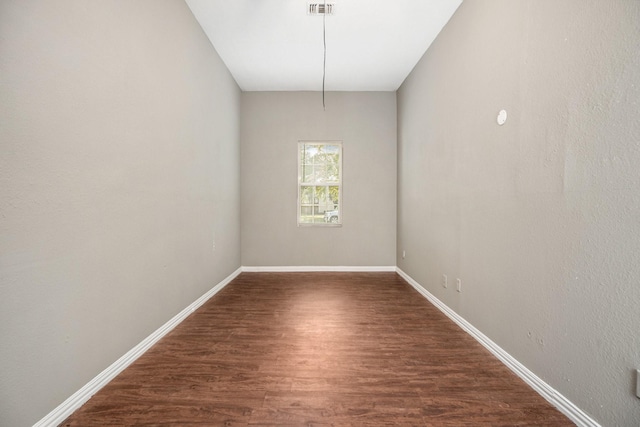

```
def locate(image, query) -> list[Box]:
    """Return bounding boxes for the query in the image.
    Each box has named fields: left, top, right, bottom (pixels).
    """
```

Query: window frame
left=297, top=141, right=343, bottom=227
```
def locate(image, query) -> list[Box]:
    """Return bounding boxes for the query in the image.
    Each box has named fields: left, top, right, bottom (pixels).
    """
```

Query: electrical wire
left=322, top=0, right=326, bottom=110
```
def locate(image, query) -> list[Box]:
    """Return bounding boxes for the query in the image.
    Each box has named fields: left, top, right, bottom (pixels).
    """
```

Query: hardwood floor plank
left=60, top=272, right=573, bottom=426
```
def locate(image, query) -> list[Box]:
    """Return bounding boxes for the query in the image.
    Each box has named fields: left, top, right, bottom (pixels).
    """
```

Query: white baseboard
left=33, top=267, right=242, bottom=427
left=396, top=267, right=600, bottom=427
left=241, top=265, right=396, bottom=272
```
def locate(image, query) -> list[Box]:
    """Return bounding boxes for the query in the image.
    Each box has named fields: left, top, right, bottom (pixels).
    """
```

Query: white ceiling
left=185, top=0, right=462, bottom=92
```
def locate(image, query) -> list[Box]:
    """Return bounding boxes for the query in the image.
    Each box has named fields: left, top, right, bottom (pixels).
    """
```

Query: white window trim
left=297, top=141, right=342, bottom=227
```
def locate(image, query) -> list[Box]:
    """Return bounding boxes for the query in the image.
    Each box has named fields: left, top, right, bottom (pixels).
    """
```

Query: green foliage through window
left=298, top=142, right=342, bottom=225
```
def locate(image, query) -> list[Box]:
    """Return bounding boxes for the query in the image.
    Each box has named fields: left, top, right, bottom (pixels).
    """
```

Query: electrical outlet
left=636, top=369, right=640, bottom=398
left=456, top=278, right=462, bottom=292
left=402, top=250, right=406, bottom=259
left=442, top=274, right=448, bottom=288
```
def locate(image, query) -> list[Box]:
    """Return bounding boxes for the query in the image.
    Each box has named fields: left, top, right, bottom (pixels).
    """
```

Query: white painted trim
left=395, top=267, right=600, bottom=427
left=33, top=267, right=242, bottom=427
left=242, top=265, right=396, bottom=272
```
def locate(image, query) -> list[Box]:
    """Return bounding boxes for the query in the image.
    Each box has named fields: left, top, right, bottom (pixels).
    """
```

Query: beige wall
left=397, top=1, right=640, bottom=425
left=5, top=0, right=639, bottom=425
left=0, top=1, right=241, bottom=425
left=241, top=92, right=397, bottom=267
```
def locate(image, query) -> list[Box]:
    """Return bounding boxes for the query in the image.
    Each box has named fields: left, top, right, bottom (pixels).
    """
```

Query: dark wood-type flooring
left=61, top=272, right=574, bottom=426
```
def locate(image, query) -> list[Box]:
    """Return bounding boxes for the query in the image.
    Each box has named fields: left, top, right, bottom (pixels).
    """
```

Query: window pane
left=328, top=186, right=339, bottom=209
left=300, top=205, right=314, bottom=224
left=305, top=145, right=318, bottom=163
left=327, top=163, right=338, bottom=181
left=314, top=186, right=325, bottom=200
left=316, top=165, right=330, bottom=182
left=303, top=164, right=314, bottom=183
left=325, top=144, right=340, bottom=155
left=300, top=186, right=314, bottom=204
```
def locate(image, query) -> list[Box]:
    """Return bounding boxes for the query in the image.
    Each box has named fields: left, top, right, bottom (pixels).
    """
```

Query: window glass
left=298, top=142, right=342, bottom=225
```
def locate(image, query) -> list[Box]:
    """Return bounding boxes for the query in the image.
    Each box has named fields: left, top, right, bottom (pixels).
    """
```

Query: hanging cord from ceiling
left=322, top=0, right=327, bottom=110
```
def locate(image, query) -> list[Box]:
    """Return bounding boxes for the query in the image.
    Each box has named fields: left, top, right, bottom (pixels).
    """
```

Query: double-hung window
left=298, top=141, right=342, bottom=225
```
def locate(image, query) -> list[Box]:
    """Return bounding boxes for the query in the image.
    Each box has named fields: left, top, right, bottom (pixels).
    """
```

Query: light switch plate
left=636, top=369, right=640, bottom=398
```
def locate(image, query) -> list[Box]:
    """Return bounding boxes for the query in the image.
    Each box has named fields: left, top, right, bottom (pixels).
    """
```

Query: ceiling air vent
left=308, top=3, right=335, bottom=15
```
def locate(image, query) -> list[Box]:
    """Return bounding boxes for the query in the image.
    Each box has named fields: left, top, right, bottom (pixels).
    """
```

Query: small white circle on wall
left=497, top=109, right=507, bottom=126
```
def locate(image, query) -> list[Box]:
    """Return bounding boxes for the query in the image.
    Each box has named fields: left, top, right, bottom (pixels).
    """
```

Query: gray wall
left=241, top=92, right=397, bottom=267
left=397, top=0, right=640, bottom=425
left=0, top=1, right=241, bottom=425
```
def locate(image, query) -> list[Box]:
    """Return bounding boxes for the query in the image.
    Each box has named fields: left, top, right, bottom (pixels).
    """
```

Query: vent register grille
left=308, top=3, right=335, bottom=15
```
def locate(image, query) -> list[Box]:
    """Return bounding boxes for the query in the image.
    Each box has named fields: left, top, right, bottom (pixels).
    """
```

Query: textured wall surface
left=0, top=1, right=241, bottom=425
left=241, top=92, right=397, bottom=267
left=397, top=0, right=640, bottom=425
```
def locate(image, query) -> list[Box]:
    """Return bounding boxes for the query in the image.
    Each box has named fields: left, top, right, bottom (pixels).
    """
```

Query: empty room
left=1, top=0, right=639, bottom=426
